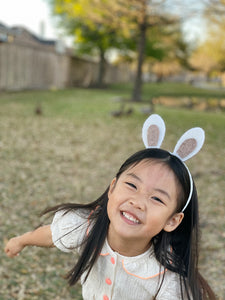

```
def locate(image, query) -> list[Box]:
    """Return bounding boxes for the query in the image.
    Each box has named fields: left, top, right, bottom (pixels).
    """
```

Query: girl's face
left=107, top=160, right=184, bottom=256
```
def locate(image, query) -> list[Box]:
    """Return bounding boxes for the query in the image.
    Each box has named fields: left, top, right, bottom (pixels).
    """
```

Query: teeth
left=122, top=212, right=140, bottom=224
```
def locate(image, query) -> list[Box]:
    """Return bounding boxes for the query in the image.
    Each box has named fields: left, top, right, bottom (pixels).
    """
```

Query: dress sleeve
left=51, top=210, right=89, bottom=253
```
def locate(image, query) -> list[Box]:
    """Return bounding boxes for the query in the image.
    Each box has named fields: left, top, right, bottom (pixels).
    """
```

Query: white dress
left=51, top=210, right=186, bottom=300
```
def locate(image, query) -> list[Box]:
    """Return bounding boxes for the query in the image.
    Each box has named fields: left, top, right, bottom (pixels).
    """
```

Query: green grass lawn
left=111, top=81, right=225, bottom=98
left=0, top=83, right=224, bottom=299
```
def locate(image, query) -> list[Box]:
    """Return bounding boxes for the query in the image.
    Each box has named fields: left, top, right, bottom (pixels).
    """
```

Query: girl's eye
left=152, top=197, right=164, bottom=204
left=125, top=182, right=137, bottom=189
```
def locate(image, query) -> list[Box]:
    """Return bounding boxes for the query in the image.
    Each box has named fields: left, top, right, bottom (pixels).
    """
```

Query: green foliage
left=191, top=0, right=225, bottom=73
left=48, top=0, right=128, bottom=58
left=48, top=0, right=190, bottom=64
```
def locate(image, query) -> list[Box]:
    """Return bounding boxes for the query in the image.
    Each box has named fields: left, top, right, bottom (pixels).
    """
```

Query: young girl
left=5, top=114, right=216, bottom=300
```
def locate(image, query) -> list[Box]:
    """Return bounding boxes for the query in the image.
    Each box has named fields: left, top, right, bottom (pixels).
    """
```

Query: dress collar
left=103, top=238, right=153, bottom=262
left=100, top=239, right=166, bottom=280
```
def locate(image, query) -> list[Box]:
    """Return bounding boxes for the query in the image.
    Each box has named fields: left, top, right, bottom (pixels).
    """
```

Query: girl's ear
left=108, top=178, right=117, bottom=195
left=163, top=213, right=184, bottom=232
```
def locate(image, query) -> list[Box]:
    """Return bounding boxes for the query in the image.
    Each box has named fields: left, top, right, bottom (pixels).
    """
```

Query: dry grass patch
left=0, top=89, right=224, bottom=299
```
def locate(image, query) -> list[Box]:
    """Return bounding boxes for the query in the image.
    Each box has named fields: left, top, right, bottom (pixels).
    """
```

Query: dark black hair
left=43, top=148, right=216, bottom=300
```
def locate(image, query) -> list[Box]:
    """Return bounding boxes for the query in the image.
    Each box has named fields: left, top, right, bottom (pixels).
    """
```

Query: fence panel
left=0, top=41, right=132, bottom=91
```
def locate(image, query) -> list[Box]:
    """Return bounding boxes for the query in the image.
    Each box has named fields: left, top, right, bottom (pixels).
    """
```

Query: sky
left=0, top=0, right=59, bottom=40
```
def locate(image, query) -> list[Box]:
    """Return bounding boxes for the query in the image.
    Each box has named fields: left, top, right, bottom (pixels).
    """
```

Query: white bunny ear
left=173, top=127, right=205, bottom=162
left=142, top=114, right=166, bottom=148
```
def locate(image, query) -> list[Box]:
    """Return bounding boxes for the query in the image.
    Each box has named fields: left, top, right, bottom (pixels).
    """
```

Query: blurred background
left=0, top=0, right=225, bottom=95
left=0, top=0, right=224, bottom=299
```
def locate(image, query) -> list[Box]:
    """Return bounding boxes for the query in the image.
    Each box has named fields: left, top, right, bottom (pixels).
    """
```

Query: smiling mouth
left=121, top=211, right=140, bottom=224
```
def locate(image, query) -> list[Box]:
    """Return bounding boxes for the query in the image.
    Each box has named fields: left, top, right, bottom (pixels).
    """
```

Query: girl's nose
left=129, top=196, right=145, bottom=210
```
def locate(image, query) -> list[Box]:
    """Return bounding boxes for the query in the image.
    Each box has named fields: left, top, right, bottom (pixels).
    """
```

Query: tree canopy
left=48, top=0, right=199, bottom=100
left=189, top=0, right=225, bottom=74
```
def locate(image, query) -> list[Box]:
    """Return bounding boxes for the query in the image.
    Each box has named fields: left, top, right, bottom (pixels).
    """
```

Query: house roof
left=0, top=21, right=56, bottom=46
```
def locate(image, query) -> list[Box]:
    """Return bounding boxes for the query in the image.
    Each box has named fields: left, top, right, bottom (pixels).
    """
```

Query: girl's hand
left=4, top=225, right=53, bottom=258
left=4, top=236, right=25, bottom=258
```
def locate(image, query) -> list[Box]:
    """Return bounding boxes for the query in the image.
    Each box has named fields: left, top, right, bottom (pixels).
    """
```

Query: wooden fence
left=0, top=41, right=133, bottom=91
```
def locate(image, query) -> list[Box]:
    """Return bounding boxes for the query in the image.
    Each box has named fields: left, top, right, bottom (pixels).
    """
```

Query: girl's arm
left=4, top=225, right=54, bottom=258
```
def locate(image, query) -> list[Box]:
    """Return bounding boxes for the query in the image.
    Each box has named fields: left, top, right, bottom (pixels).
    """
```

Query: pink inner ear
left=147, top=125, right=159, bottom=147
left=176, top=138, right=197, bottom=159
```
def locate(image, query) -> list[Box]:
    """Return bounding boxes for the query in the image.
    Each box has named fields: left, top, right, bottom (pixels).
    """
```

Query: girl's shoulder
left=51, top=209, right=91, bottom=253
left=52, top=209, right=90, bottom=225
left=157, top=269, right=190, bottom=300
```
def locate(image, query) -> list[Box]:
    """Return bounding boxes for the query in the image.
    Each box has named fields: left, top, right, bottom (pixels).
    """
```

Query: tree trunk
left=131, top=22, right=147, bottom=102
left=97, top=48, right=106, bottom=87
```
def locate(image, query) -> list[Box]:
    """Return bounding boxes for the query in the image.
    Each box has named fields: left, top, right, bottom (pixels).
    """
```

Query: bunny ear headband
left=142, top=114, right=205, bottom=212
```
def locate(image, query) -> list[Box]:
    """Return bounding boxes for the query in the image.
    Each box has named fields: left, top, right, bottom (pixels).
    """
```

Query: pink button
left=110, top=257, right=115, bottom=264
left=105, top=277, right=112, bottom=285
left=103, top=295, right=109, bottom=300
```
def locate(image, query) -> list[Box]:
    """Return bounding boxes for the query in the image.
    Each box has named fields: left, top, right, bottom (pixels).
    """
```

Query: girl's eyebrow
left=126, top=173, right=142, bottom=182
left=126, top=173, right=171, bottom=201
left=154, top=188, right=171, bottom=201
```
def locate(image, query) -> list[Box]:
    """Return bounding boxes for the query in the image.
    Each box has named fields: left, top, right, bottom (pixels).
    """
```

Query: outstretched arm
left=4, top=225, right=54, bottom=258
